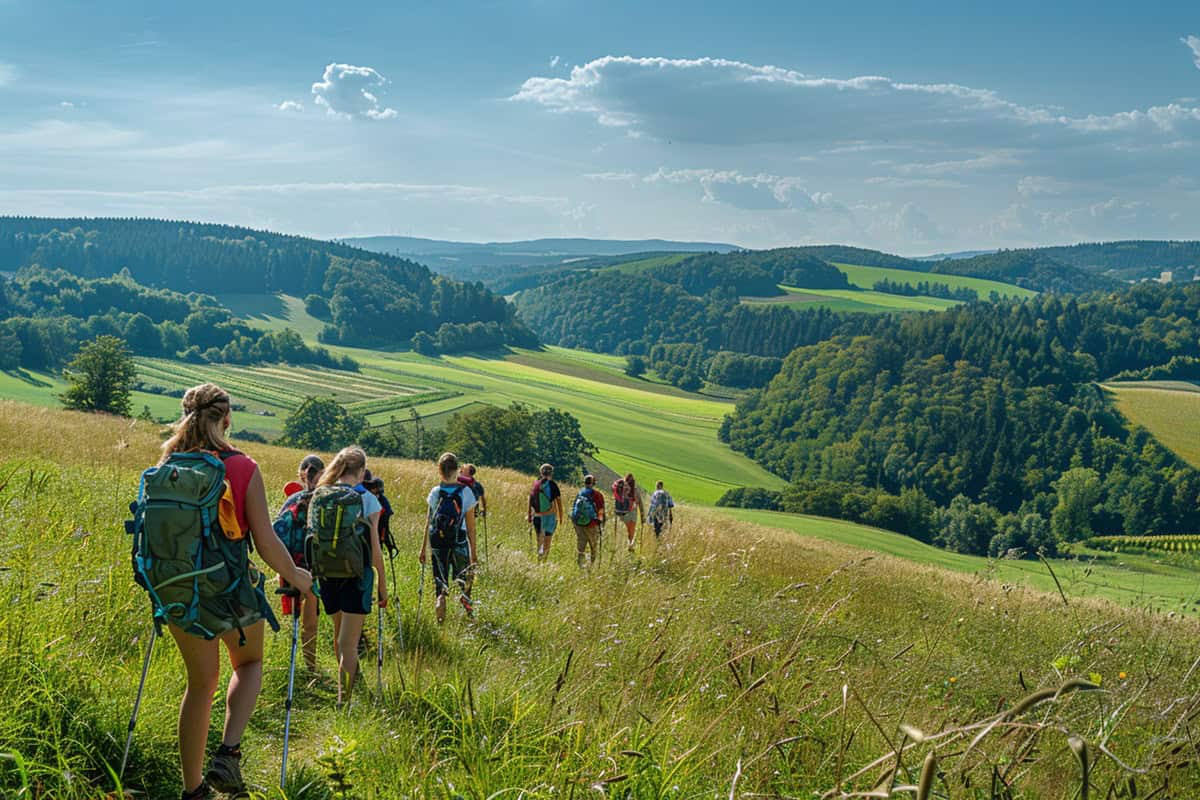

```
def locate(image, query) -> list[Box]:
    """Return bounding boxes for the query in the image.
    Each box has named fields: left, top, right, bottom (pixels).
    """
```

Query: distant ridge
left=343, top=235, right=740, bottom=259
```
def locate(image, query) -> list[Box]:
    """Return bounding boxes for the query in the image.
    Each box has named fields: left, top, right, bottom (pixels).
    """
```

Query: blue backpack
left=272, top=489, right=312, bottom=560
left=430, top=486, right=465, bottom=548
left=571, top=488, right=597, bottom=526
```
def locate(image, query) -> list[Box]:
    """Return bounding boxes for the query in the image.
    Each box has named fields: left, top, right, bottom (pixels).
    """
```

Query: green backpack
left=306, top=485, right=368, bottom=579
left=127, top=451, right=277, bottom=643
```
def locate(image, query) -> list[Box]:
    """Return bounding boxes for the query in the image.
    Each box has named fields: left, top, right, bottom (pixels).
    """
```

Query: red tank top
left=222, top=451, right=258, bottom=535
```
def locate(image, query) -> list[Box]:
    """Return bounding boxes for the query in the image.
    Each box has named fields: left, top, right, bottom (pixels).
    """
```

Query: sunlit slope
left=1104, top=382, right=1200, bottom=468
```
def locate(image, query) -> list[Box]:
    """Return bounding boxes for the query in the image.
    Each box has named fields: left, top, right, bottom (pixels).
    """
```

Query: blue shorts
left=534, top=515, right=557, bottom=536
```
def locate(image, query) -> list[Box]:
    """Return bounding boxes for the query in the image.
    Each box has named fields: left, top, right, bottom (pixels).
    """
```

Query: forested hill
left=0, top=217, right=536, bottom=351
left=930, top=250, right=1120, bottom=293
left=1036, top=240, right=1200, bottom=281
left=722, top=283, right=1200, bottom=555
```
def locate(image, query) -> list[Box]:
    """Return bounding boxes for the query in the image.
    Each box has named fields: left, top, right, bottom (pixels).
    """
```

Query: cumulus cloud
left=512, top=55, right=1200, bottom=150
left=311, top=63, right=398, bottom=120
left=1185, top=35, right=1200, bottom=70
left=276, top=100, right=304, bottom=113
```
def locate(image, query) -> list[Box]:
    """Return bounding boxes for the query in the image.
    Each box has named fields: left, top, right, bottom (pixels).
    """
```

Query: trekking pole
left=386, top=547, right=402, bottom=650
left=482, top=512, right=489, bottom=564
left=376, top=599, right=384, bottom=697
left=119, top=622, right=159, bottom=781
left=276, top=587, right=301, bottom=792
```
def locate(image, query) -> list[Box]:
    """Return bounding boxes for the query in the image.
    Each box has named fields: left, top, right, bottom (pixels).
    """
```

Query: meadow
left=832, top=262, right=1037, bottom=300
left=1103, top=382, right=1200, bottom=468
left=746, top=287, right=963, bottom=314
left=3, top=401, right=1199, bottom=799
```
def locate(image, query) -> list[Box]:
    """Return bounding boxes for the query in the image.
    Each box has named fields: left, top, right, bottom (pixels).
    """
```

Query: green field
left=602, top=253, right=689, bottom=274
left=1104, top=382, right=1200, bottom=468
left=834, top=261, right=1036, bottom=299
left=718, top=508, right=1200, bottom=614
left=746, top=286, right=962, bottom=313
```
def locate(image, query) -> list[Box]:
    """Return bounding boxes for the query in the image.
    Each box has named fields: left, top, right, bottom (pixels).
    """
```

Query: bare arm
left=244, top=468, right=312, bottom=594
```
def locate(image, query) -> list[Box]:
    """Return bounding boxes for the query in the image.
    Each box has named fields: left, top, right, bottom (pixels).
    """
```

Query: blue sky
left=1, top=0, right=1197, bottom=253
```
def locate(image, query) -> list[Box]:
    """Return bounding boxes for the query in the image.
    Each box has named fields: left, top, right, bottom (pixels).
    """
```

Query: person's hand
left=418, top=550, right=427, bottom=564
left=378, top=592, right=388, bottom=608
left=470, top=559, right=478, bottom=569
left=289, top=567, right=313, bottom=595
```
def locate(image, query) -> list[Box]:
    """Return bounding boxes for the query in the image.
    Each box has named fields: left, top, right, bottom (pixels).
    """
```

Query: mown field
left=833, top=262, right=1037, bottom=299
left=3, top=401, right=1199, bottom=799
left=747, top=286, right=963, bottom=313
left=1103, top=382, right=1200, bottom=468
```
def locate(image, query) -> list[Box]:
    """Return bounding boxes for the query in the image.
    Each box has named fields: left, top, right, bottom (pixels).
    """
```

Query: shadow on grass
left=4, top=369, right=53, bottom=388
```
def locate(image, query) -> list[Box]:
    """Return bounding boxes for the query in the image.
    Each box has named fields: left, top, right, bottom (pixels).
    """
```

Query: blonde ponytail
left=318, top=446, right=367, bottom=486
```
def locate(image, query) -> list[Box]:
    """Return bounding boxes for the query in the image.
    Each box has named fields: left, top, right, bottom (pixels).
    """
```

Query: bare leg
left=301, top=592, right=319, bottom=671
left=334, top=612, right=366, bottom=706
left=218, top=622, right=265, bottom=746
left=169, top=625, right=221, bottom=793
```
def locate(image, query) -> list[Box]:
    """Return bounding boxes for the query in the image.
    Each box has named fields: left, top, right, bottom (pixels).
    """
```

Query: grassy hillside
left=834, top=262, right=1037, bottom=299
left=745, top=286, right=961, bottom=313
left=719, top=508, right=1200, bottom=613
left=3, top=401, right=1199, bottom=799
left=1104, top=383, right=1200, bottom=468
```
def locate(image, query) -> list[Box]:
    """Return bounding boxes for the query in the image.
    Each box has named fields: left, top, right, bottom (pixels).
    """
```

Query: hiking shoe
left=459, top=593, right=475, bottom=617
left=181, top=782, right=213, bottom=800
left=204, top=744, right=244, bottom=795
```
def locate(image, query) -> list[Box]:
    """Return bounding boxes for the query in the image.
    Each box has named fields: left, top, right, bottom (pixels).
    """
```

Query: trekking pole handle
left=275, top=586, right=303, bottom=598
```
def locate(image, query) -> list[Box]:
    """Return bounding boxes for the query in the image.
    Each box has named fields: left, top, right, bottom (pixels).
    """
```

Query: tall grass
left=0, top=400, right=1198, bottom=798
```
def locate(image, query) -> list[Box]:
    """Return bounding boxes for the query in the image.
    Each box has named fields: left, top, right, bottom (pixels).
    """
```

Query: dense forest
left=515, top=248, right=907, bottom=389
left=930, top=250, right=1120, bottom=293
left=0, top=266, right=351, bottom=371
left=721, top=283, right=1200, bottom=553
left=1039, top=240, right=1200, bottom=281
left=0, top=218, right=536, bottom=352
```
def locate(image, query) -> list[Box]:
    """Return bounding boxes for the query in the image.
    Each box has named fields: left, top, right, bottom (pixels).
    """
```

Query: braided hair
left=159, top=383, right=234, bottom=464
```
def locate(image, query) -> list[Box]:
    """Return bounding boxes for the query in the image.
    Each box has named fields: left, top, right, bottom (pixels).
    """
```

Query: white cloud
left=276, top=100, right=304, bottom=113
left=550, top=55, right=561, bottom=68
left=1017, top=175, right=1071, bottom=197
left=1184, top=35, right=1200, bottom=70
left=58, top=101, right=75, bottom=110
left=0, top=120, right=142, bottom=151
left=513, top=55, right=1200, bottom=151
left=642, top=167, right=845, bottom=212
left=584, top=170, right=638, bottom=182
left=311, top=63, right=398, bottom=120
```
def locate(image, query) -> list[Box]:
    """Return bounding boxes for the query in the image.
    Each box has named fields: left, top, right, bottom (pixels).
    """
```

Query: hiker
left=648, top=480, right=675, bottom=538
left=458, top=463, right=486, bottom=518
left=365, top=477, right=396, bottom=558
left=311, top=446, right=387, bottom=706
left=273, top=454, right=324, bottom=672
left=613, top=473, right=645, bottom=552
left=528, top=463, right=563, bottom=561
left=571, top=474, right=606, bottom=567
left=142, top=383, right=313, bottom=800
left=420, top=452, right=478, bottom=623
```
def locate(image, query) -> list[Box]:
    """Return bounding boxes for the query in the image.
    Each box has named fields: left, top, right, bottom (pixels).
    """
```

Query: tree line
left=872, top=278, right=979, bottom=302
left=0, top=267, right=351, bottom=371
left=0, top=218, right=536, bottom=352
left=279, top=396, right=594, bottom=480
left=720, top=283, right=1200, bottom=554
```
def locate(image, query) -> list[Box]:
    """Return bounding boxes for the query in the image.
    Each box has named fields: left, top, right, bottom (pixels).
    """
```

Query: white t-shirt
left=426, top=483, right=477, bottom=532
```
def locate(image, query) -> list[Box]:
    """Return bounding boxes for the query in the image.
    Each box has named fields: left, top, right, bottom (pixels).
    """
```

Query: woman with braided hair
left=161, top=383, right=313, bottom=800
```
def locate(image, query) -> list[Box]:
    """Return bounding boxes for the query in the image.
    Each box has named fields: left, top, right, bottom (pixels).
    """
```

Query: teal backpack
left=570, top=488, right=597, bottom=526
left=126, top=451, right=277, bottom=644
left=306, top=484, right=368, bottom=579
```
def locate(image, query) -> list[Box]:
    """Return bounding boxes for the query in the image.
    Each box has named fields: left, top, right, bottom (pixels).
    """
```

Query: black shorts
left=431, top=544, right=472, bottom=596
left=317, top=568, right=374, bottom=615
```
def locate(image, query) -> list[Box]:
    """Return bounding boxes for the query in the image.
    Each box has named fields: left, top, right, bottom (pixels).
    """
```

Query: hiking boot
left=181, top=782, right=213, bottom=800
left=459, top=593, right=475, bottom=618
left=204, top=744, right=245, bottom=795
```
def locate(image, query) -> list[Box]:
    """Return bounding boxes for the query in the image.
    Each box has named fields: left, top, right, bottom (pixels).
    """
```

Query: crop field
left=602, top=253, right=689, bottom=274
left=746, top=286, right=962, bottom=313
left=833, top=262, right=1037, bottom=299
left=1103, top=383, right=1200, bottom=468
left=719, top=508, right=1200, bottom=614
left=3, top=402, right=1200, bottom=799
